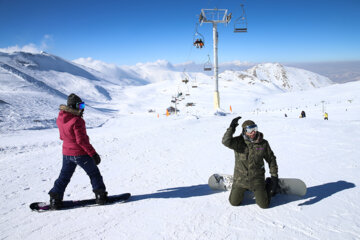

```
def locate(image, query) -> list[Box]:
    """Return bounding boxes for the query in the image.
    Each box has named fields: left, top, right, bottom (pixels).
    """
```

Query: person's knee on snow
left=254, top=189, right=270, bottom=209
left=229, top=187, right=246, bottom=206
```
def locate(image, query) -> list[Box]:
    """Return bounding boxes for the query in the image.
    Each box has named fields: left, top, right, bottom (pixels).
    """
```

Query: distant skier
left=48, top=93, right=108, bottom=209
left=222, top=117, right=279, bottom=208
left=324, top=112, right=328, bottom=120
left=300, top=110, right=306, bottom=118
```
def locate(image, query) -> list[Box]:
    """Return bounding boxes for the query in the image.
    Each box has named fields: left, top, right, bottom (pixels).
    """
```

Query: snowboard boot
left=49, top=193, right=63, bottom=210
left=94, top=190, right=108, bottom=205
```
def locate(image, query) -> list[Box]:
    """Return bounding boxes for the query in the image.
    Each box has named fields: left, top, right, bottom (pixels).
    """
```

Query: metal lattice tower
left=199, top=8, right=232, bottom=110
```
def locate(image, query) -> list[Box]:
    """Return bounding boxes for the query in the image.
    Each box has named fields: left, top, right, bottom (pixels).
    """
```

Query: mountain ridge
left=0, top=51, right=341, bottom=132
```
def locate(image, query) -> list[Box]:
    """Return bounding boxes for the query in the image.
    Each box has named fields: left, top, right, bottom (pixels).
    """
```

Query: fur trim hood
left=59, top=104, right=83, bottom=117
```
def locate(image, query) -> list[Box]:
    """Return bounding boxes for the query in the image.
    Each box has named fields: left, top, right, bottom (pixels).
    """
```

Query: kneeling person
left=222, top=117, right=279, bottom=208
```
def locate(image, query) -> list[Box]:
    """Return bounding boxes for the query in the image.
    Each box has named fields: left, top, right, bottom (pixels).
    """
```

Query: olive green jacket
left=222, top=127, right=278, bottom=190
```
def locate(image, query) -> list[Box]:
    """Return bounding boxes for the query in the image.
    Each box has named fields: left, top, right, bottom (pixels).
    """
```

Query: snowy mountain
left=74, top=57, right=334, bottom=90
left=1, top=51, right=334, bottom=133
left=0, top=51, right=123, bottom=132
left=287, top=61, right=360, bottom=83
left=221, top=63, right=333, bottom=92
left=0, top=51, right=111, bottom=100
left=1, top=51, right=360, bottom=239
left=73, top=57, right=207, bottom=84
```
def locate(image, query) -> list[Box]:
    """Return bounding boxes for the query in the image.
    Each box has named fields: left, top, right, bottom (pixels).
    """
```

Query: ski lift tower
left=199, top=8, right=232, bottom=110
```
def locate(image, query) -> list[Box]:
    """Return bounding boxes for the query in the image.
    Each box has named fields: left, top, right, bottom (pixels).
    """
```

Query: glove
left=92, top=153, right=101, bottom=165
left=229, top=116, right=242, bottom=129
left=270, top=176, right=278, bottom=196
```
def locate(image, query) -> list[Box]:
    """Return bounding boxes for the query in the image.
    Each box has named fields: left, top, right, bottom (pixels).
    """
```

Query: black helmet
left=241, top=120, right=256, bottom=129
left=67, top=93, right=82, bottom=109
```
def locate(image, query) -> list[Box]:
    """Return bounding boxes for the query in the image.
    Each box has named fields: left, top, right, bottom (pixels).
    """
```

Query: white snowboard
left=208, top=173, right=307, bottom=196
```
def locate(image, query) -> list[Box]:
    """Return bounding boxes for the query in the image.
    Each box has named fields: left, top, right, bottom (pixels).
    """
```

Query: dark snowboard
left=30, top=193, right=131, bottom=212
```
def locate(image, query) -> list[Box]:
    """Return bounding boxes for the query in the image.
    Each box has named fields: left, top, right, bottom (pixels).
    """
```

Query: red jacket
left=56, top=109, right=96, bottom=157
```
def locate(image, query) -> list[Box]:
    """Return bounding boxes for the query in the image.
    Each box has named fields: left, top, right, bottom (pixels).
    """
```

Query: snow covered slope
left=1, top=51, right=359, bottom=239
left=1, top=101, right=360, bottom=240
left=0, top=52, right=124, bottom=131
left=0, top=51, right=112, bottom=101
left=1, top=51, right=333, bottom=132
left=221, top=63, right=333, bottom=92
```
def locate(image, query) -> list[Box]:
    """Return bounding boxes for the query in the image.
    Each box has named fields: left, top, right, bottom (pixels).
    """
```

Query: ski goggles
left=245, top=124, right=258, bottom=133
left=76, top=102, right=85, bottom=110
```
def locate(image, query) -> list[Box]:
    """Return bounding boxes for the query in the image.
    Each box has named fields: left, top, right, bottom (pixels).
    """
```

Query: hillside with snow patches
left=1, top=51, right=334, bottom=132
left=1, top=51, right=360, bottom=239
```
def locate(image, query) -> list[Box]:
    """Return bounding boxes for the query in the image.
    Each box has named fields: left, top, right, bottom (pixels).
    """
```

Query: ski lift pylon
left=234, top=4, right=248, bottom=33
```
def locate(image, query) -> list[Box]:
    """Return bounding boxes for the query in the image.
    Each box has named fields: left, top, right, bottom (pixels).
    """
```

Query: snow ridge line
left=0, top=63, right=67, bottom=100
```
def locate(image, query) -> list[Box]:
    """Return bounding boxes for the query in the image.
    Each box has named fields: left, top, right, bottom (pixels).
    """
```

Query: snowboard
left=208, top=174, right=307, bottom=196
left=30, top=193, right=131, bottom=212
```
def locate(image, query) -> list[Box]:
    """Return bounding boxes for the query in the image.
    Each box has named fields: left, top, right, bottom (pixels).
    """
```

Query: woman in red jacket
left=48, top=93, right=107, bottom=209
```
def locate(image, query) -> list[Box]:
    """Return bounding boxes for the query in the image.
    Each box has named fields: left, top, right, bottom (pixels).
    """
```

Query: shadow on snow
left=130, top=184, right=218, bottom=202
left=271, top=180, right=355, bottom=208
left=298, top=180, right=356, bottom=206
left=124, top=181, right=355, bottom=207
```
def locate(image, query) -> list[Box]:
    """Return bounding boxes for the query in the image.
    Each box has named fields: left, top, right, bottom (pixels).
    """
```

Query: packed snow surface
left=0, top=52, right=359, bottom=239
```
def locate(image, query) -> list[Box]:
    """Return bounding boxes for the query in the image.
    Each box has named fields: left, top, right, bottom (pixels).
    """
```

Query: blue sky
left=0, top=0, right=359, bottom=65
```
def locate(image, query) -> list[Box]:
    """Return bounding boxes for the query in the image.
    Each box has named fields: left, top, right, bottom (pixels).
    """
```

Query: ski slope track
left=0, top=51, right=359, bottom=239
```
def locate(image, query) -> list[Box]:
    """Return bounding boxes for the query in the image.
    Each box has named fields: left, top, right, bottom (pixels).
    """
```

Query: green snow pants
left=229, top=185, right=270, bottom=209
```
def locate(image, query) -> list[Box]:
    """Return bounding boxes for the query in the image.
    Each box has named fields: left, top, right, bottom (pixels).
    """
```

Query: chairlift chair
left=234, top=21, right=247, bottom=33
left=192, top=76, right=198, bottom=88
left=204, top=65, right=212, bottom=71
left=182, top=70, right=190, bottom=84
left=193, top=23, right=205, bottom=48
left=234, top=4, right=248, bottom=33
left=185, top=85, right=190, bottom=96
left=193, top=35, right=205, bottom=48
left=203, top=54, right=212, bottom=71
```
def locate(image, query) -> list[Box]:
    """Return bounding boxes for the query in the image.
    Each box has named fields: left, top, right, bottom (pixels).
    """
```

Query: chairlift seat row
left=203, top=54, right=212, bottom=71
left=233, top=4, right=248, bottom=34
left=194, top=39, right=204, bottom=48
left=193, top=23, right=205, bottom=48
left=234, top=28, right=247, bottom=33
